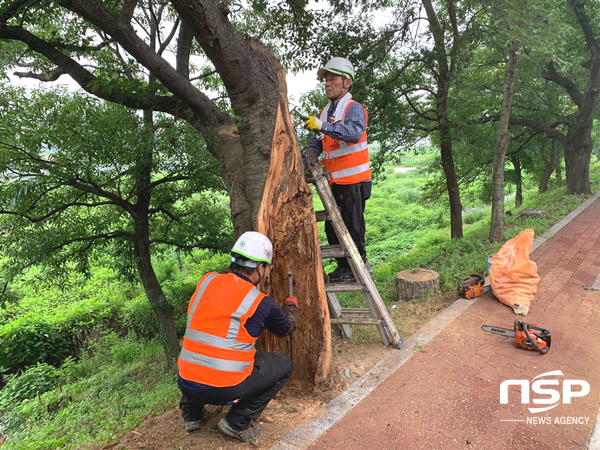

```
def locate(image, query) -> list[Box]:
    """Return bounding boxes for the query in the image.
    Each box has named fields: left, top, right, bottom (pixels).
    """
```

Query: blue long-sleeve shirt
left=306, top=99, right=367, bottom=157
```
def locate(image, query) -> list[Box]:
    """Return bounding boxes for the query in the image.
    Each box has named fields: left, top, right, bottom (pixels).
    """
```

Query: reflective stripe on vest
left=330, top=162, right=371, bottom=181
left=182, top=281, right=262, bottom=355
left=179, top=348, right=250, bottom=373
left=186, top=273, right=219, bottom=328
left=323, top=140, right=368, bottom=159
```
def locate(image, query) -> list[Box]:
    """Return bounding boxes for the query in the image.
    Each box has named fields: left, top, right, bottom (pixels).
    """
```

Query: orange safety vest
left=178, top=272, right=265, bottom=387
left=319, top=100, right=371, bottom=185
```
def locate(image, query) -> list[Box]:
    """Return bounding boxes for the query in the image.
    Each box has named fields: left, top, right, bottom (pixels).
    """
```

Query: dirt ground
left=99, top=293, right=454, bottom=450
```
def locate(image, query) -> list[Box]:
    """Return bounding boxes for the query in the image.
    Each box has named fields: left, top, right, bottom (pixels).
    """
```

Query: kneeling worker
left=177, top=231, right=299, bottom=442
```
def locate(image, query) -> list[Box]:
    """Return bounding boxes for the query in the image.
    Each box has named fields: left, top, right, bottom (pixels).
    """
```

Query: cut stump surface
left=396, top=268, right=440, bottom=301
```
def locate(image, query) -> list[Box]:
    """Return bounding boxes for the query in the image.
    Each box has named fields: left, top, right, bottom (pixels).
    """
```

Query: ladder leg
left=327, top=292, right=352, bottom=338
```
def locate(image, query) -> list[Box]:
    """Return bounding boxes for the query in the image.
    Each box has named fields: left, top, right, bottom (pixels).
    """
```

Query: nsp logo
left=500, top=370, right=590, bottom=413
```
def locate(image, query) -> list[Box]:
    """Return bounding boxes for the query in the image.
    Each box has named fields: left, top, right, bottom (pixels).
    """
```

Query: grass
left=0, top=332, right=180, bottom=449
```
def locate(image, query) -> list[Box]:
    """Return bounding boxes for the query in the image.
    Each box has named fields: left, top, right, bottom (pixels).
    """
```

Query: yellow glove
left=304, top=116, right=323, bottom=132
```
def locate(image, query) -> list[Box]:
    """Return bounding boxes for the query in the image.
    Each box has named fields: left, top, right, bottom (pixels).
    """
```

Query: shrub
left=0, top=317, right=70, bottom=373
left=0, top=363, right=59, bottom=408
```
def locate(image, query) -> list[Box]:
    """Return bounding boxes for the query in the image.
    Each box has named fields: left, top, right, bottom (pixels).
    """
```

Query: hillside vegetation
left=1, top=148, right=598, bottom=448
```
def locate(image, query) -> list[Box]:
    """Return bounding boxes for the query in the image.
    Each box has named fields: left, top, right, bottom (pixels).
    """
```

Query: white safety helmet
left=231, top=231, right=273, bottom=267
left=317, top=57, right=355, bottom=81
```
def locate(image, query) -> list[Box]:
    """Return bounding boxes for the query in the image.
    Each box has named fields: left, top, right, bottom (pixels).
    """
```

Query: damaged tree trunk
left=256, top=99, right=331, bottom=385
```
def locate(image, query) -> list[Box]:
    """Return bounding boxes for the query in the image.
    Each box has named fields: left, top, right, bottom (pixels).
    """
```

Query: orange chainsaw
left=457, top=274, right=491, bottom=299
left=482, top=319, right=551, bottom=354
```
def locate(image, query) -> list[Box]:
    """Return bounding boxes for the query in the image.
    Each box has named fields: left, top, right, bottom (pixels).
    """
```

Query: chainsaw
left=482, top=319, right=551, bottom=354
left=457, top=274, right=490, bottom=299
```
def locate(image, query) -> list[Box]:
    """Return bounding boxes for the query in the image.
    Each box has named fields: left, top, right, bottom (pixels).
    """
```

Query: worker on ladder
left=303, top=57, right=372, bottom=282
left=177, top=231, right=299, bottom=442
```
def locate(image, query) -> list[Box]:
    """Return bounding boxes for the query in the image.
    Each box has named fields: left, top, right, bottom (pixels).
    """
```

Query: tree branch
left=63, top=0, right=231, bottom=128
left=542, top=61, right=584, bottom=108
left=567, top=0, right=600, bottom=61
left=0, top=24, right=184, bottom=115
left=508, top=117, right=568, bottom=145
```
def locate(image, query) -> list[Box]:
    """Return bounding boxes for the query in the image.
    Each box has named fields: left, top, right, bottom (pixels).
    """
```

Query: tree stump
left=396, top=269, right=440, bottom=301
left=516, top=209, right=546, bottom=219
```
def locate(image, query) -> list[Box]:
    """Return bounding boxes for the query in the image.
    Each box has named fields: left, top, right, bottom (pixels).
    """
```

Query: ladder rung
left=331, top=309, right=384, bottom=326
left=315, top=210, right=330, bottom=222
left=341, top=308, right=372, bottom=314
left=325, top=283, right=366, bottom=293
left=331, top=316, right=384, bottom=326
left=320, top=244, right=349, bottom=259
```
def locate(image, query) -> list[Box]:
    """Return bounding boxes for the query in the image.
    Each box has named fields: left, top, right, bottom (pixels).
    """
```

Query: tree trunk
left=422, top=0, right=463, bottom=239
left=564, top=116, right=593, bottom=194
left=510, top=154, right=523, bottom=207
left=132, top=110, right=180, bottom=360
left=396, top=269, right=440, bottom=301
left=135, top=230, right=180, bottom=361
left=539, top=136, right=558, bottom=193
left=556, top=150, right=564, bottom=186
left=170, top=0, right=331, bottom=385
left=439, top=112, right=463, bottom=239
left=490, top=41, right=519, bottom=243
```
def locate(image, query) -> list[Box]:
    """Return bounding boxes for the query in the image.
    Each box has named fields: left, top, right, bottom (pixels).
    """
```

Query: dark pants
left=179, top=352, right=293, bottom=430
left=325, top=181, right=372, bottom=269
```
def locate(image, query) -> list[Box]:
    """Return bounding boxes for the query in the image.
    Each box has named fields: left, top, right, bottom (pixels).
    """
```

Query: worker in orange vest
left=303, top=57, right=372, bottom=282
left=177, top=231, right=299, bottom=442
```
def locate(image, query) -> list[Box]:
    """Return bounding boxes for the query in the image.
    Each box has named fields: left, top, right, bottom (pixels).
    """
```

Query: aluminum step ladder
left=307, top=165, right=403, bottom=349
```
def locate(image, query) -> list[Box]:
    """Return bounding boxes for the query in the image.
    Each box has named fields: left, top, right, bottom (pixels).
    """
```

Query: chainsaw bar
left=481, top=325, right=516, bottom=338
left=482, top=319, right=551, bottom=354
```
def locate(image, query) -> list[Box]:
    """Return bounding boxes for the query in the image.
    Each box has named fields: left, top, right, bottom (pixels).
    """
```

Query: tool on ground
left=290, top=105, right=324, bottom=139
left=288, top=271, right=293, bottom=297
left=482, top=319, right=551, bottom=354
left=457, top=274, right=491, bottom=299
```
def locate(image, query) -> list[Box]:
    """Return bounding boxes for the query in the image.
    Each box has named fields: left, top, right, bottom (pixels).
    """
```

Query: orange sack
left=490, top=228, right=540, bottom=316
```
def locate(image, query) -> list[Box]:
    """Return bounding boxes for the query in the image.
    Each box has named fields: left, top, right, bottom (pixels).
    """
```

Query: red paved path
left=310, top=197, right=600, bottom=450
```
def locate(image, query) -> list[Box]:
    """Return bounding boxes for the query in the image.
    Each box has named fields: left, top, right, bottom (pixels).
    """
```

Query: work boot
left=328, top=267, right=344, bottom=282
left=185, top=420, right=202, bottom=432
left=340, top=270, right=355, bottom=282
left=182, top=405, right=207, bottom=432
left=218, top=417, right=261, bottom=442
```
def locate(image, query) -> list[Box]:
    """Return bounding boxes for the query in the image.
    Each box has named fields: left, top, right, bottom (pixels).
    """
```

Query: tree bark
left=490, top=41, right=519, bottom=243
left=510, top=154, right=523, bottom=207
left=539, top=136, right=558, bottom=193
left=564, top=116, right=593, bottom=194
left=256, top=100, right=331, bottom=385
left=422, top=0, right=463, bottom=239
